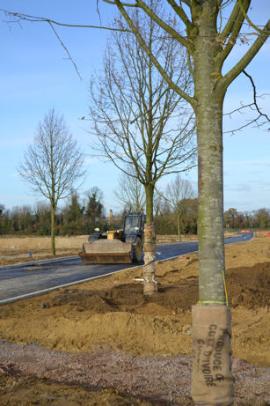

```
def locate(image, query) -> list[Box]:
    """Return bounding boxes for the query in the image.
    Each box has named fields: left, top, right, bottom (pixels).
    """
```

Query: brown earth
left=0, top=236, right=270, bottom=404
left=0, top=375, right=152, bottom=406
left=0, top=375, right=155, bottom=406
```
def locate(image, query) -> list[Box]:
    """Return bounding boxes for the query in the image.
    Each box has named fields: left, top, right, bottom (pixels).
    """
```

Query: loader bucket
left=79, top=239, right=132, bottom=264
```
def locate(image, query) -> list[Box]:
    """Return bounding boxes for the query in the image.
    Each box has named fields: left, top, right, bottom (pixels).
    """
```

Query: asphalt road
left=0, top=233, right=253, bottom=304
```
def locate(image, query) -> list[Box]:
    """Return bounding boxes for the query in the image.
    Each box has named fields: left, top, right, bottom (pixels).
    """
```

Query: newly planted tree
left=4, top=0, right=269, bottom=403
left=99, top=0, right=270, bottom=403
left=90, top=4, right=195, bottom=295
left=19, top=109, right=84, bottom=255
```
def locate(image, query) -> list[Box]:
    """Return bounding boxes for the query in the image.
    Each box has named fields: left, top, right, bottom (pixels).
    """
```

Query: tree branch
left=224, top=69, right=270, bottom=134
left=238, top=0, right=266, bottom=35
left=218, top=0, right=251, bottom=65
left=220, top=19, right=270, bottom=89
left=103, top=0, right=190, bottom=48
left=242, top=70, right=270, bottom=123
left=166, top=0, right=192, bottom=29
left=220, top=0, right=250, bottom=41
left=48, top=22, right=82, bottom=80
left=111, top=0, right=196, bottom=107
left=0, top=8, right=131, bottom=32
left=136, top=0, right=190, bottom=48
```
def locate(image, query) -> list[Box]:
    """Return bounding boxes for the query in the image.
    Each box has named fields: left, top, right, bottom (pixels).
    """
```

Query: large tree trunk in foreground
left=191, top=3, right=233, bottom=405
left=196, top=78, right=225, bottom=306
left=192, top=93, right=233, bottom=406
left=50, top=204, right=56, bottom=256
left=143, top=183, right=157, bottom=296
left=98, top=2, right=270, bottom=405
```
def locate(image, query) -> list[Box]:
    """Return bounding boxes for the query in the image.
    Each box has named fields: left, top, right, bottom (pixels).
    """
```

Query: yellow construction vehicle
left=79, top=212, right=145, bottom=264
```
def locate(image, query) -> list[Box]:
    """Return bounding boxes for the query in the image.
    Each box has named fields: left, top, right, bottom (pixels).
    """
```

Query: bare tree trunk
left=192, top=91, right=233, bottom=406
left=50, top=204, right=56, bottom=256
left=177, top=212, right=181, bottom=241
left=143, top=183, right=157, bottom=296
left=191, top=4, right=233, bottom=405
left=196, top=90, right=225, bottom=305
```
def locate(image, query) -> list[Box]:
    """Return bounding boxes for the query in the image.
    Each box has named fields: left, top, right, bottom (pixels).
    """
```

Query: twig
left=48, top=22, right=82, bottom=80
left=224, top=70, right=270, bottom=134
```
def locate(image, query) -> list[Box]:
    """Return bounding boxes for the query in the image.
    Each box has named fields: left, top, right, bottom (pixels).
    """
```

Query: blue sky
left=0, top=0, right=269, bottom=213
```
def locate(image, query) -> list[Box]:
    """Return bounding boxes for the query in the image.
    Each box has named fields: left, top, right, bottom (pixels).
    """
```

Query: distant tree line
left=224, top=207, right=270, bottom=231
left=1, top=187, right=269, bottom=237
left=156, top=205, right=270, bottom=235
left=155, top=198, right=198, bottom=236
left=0, top=187, right=105, bottom=236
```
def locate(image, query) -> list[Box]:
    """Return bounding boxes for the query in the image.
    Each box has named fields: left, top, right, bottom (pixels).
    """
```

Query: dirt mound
left=47, top=280, right=198, bottom=314
left=228, top=263, right=270, bottom=309
left=47, top=261, right=270, bottom=315
left=110, top=283, right=145, bottom=307
left=49, top=289, right=116, bottom=313
left=151, top=278, right=198, bottom=312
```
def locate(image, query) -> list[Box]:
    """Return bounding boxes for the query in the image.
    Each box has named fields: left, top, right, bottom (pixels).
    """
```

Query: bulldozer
left=79, top=212, right=145, bottom=264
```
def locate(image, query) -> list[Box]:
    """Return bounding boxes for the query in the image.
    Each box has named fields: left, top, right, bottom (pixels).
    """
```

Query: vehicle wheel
left=132, top=238, right=143, bottom=263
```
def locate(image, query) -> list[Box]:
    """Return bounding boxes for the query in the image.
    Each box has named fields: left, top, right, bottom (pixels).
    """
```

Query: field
left=0, top=235, right=88, bottom=265
left=0, top=236, right=270, bottom=404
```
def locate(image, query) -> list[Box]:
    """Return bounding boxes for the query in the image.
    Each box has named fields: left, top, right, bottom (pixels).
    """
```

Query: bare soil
left=0, top=373, right=153, bottom=405
left=0, top=236, right=270, bottom=404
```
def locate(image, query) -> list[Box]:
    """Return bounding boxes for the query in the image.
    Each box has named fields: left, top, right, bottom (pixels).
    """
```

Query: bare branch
left=19, top=109, right=85, bottom=206
left=220, top=19, right=270, bottom=89
left=224, top=70, right=270, bottom=134
left=242, top=70, right=270, bottom=123
left=90, top=5, right=195, bottom=192
left=218, top=0, right=251, bottom=65
left=136, top=0, right=190, bottom=48
left=48, top=22, right=82, bottom=80
left=111, top=0, right=195, bottom=107
left=0, top=8, right=131, bottom=32
left=220, top=0, right=251, bottom=41
left=166, top=0, right=192, bottom=29
left=238, top=0, right=267, bottom=35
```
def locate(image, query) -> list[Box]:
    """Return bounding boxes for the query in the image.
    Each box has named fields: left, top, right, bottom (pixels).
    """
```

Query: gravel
left=0, top=340, right=269, bottom=405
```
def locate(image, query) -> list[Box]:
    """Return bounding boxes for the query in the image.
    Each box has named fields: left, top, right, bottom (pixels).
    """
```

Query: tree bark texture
left=192, top=3, right=231, bottom=404
left=193, top=1, right=226, bottom=306
left=143, top=184, right=157, bottom=296
left=196, top=96, right=225, bottom=304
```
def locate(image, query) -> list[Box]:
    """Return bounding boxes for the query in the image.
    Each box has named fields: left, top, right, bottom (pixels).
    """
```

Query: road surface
left=0, top=233, right=253, bottom=304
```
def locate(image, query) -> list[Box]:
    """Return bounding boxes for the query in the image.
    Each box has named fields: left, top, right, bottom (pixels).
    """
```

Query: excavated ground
left=0, top=236, right=270, bottom=404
